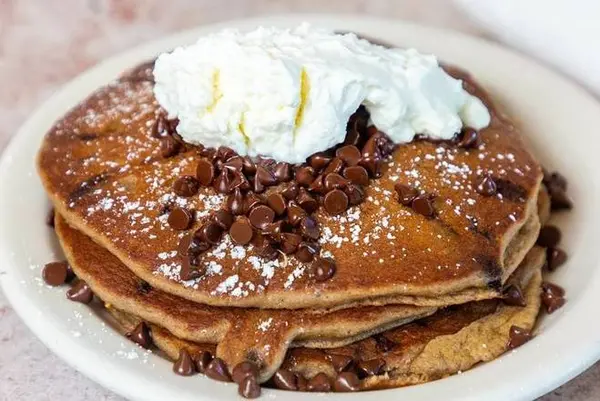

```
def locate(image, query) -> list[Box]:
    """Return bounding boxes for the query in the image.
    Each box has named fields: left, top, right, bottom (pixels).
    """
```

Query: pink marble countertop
left=0, top=1, right=598, bottom=399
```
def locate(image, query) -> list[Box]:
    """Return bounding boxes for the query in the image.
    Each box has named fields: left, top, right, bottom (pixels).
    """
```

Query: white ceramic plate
left=1, top=14, right=599, bottom=401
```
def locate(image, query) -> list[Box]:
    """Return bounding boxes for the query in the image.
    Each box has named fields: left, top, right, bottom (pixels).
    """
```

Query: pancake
left=54, top=214, right=435, bottom=381
left=55, top=213, right=542, bottom=382
left=38, top=64, right=542, bottom=309
left=106, top=247, right=543, bottom=387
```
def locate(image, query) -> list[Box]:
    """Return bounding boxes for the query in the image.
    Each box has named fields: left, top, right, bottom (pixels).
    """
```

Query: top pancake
left=37, top=62, right=542, bottom=309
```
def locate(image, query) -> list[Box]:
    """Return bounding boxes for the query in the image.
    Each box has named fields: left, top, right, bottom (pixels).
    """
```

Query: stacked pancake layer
left=37, top=58, right=566, bottom=395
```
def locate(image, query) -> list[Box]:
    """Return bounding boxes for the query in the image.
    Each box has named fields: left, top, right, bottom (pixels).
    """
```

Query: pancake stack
left=37, top=59, right=570, bottom=397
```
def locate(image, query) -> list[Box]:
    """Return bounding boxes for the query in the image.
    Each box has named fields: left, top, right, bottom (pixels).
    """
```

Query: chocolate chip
left=296, top=375, right=308, bottom=391
left=262, top=220, right=289, bottom=241
left=411, top=194, right=435, bottom=217
left=214, top=169, right=234, bottom=194
left=309, top=152, right=333, bottom=171
left=249, top=205, right=275, bottom=229
left=287, top=201, right=307, bottom=226
left=394, top=183, right=418, bottom=206
left=507, top=325, right=532, bottom=349
left=223, top=155, right=244, bottom=171
left=127, top=322, right=152, bottom=349
left=281, top=182, right=299, bottom=200
left=457, top=127, right=480, bottom=148
left=239, top=376, right=261, bottom=399
left=495, top=178, right=527, bottom=202
left=548, top=187, right=573, bottom=210
left=216, top=146, right=236, bottom=161
left=256, top=165, right=277, bottom=186
left=160, top=136, right=180, bottom=158
left=195, top=350, right=213, bottom=373
left=544, top=171, right=568, bottom=191
left=231, top=170, right=250, bottom=191
left=205, top=358, right=232, bottom=382
left=343, top=166, right=369, bottom=186
left=295, top=166, right=315, bottom=187
left=180, top=256, right=205, bottom=281
left=225, top=219, right=252, bottom=245
left=212, top=209, right=233, bottom=230
left=357, top=358, right=385, bottom=378
left=307, top=372, right=331, bottom=392
left=324, top=173, right=348, bottom=191
left=42, top=261, right=69, bottom=286
left=476, top=175, right=497, bottom=196
left=187, top=235, right=211, bottom=258
left=296, top=242, right=320, bottom=263
left=359, top=156, right=381, bottom=177
left=66, top=280, right=93, bottom=304
left=311, top=257, right=336, bottom=282
left=336, top=145, right=361, bottom=166
left=266, top=193, right=287, bottom=216
left=333, top=372, right=360, bottom=392
left=344, top=129, right=361, bottom=146
left=323, top=157, right=345, bottom=175
left=227, top=188, right=245, bottom=215
left=257, top=243, right=279, bottom=260
left=297, top=188, right=318, bottom=213
left=168, top=207, right=193, bottom=230
left=177, top=233, right=194, bottom=256
left=251, top=231, right=266, bottom=248
left=308, top=174, right=326, bottom=194
left=324, top=189, right=349, bottom=216
left=197, top=222, right=223, bottom=245
left=173, top=176, right=200, bottom=197
left=300, top=216, right=320, bottom=240
left=537, top=225, right=562, bottom=248
left=541, top=282, right=566, bottom=313
left=167, top=118, right=180, bottom=137
left=280, top=233, right=302, bottom=254
left=502, top=284, right=526, bottom=307
left=173, top=349, right=197, bottom=376
left=552, top=195, right=573, bottom=212
left=328, top=354, right=354, bottom=373
left=344, top=184, right=365, bottom=206
left=252, top=176, right=265, bottom=193
left=547, top=247, right=567, bottom=271
left=274, top=162, right=292, bottom=182
left=244, top=192, right=264, bottom=213
left=273, top=369, right=298, bottom=391
left=242, top=157, right=257, bottom=175
left=152, top=113, right=168, bottom=137
left=46, top=208, right=55, bottom=228
left=232, top=361, right=259, bottom=384
left=361, top=136, right=380, bottom=158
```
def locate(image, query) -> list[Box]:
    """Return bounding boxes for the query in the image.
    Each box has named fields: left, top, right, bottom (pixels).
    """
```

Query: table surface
left=0, top=1, right=598, bottom=400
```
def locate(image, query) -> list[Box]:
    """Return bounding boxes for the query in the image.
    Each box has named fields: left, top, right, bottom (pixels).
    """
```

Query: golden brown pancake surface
left=38, top=64, right=542, bottom=309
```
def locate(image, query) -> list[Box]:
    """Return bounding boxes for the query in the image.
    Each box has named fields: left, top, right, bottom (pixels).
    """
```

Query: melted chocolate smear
left=68, top=173, right=108, bottom=204
left=373, top=333, right=397, bottom=352
left=136, top=280, right=152, bottom=295
left=466, top=215, right=492, bottom=240
left=477, top=255, right=503, bottom=291
left=76, top=133, right=99, bottom=141
left=494, top=178, right=527, bottom=202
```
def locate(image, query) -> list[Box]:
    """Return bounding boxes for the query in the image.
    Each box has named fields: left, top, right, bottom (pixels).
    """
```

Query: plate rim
left=1, top=13, right=600, bottom=401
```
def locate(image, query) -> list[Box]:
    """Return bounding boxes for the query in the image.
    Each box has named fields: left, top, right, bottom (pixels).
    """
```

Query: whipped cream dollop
left=153, top=24, right=491, bottom=163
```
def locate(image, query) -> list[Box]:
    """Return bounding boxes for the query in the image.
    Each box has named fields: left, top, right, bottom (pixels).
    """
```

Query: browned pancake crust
left=107, top=247, right=543, bottom=387
left=38, top=65, right=542, bottom=309
left=55, top=214, right=434, bottom=381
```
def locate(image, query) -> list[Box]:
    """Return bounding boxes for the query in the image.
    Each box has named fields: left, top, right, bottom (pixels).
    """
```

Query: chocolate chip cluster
left=162, top=107, right=395, bottom=282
